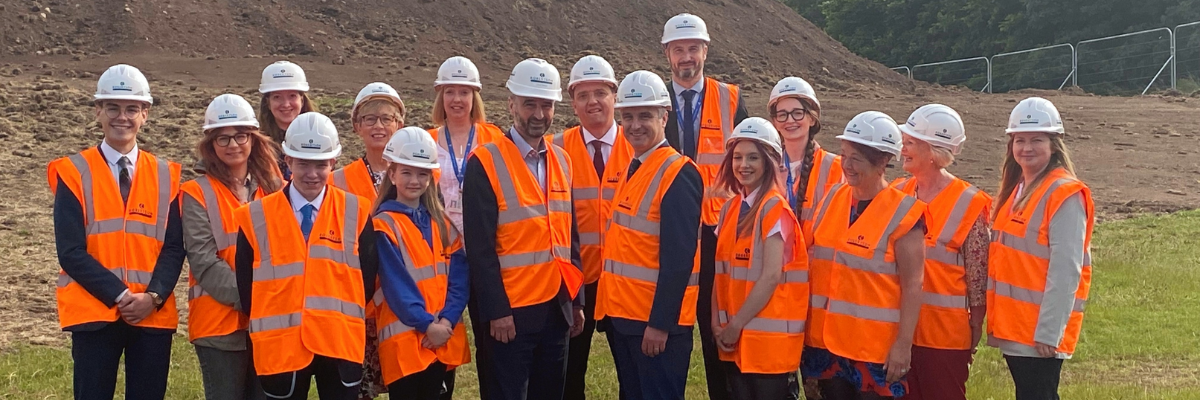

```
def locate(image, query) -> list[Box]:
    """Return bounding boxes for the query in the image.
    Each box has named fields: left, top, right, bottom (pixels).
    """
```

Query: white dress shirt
left=672, top=79, right=705, bottom=148
left=509, top=127, right=547, bottom=191
left=100, top=140, right=138, bottom=181
left=288, top=184, right=326, bottom=225
left=582, top=123, right=618, bottom=163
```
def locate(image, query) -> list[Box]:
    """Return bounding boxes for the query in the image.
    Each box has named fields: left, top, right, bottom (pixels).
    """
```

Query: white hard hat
left=899, top=104, right=967, bottom=154
left=352, top=82, right=405, bottom=120
left=203, top=94, right=259, bottom=131
left=259, top=61, right=310, bottom=94
left=435, top=56, right=483, bottom=89
left=282, top=112, right=341, bottom=160
left=382, top=126, right=440, bottom=170
left=506, top=58, right=563, bottom=101
left=662, top=13, right=711, bottom=44
left=568, top=55, right=618, bottom=91
left=837, top=111, right=903, bottom=158
left=769, top=76, right=820, bottom=110
left=727, top=117, right=783, bottom=157
left=94, top=64, right=153, bottom=104
left=614, top=70, right=672, bottom=109
left=1005, top=96, right=1064, bottom=135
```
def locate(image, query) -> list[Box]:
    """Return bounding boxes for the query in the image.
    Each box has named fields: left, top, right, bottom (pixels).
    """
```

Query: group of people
left=48, top=11, right=1094, bottom=400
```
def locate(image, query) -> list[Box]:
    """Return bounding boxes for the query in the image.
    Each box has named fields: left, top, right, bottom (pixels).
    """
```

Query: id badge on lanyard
left=445, top=125, right=476, bottom=188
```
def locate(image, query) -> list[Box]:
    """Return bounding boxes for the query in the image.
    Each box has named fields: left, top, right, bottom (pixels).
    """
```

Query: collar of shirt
left=508, top=127, right=547, bottom=159
left=582, top=123, right=618, bottom=148
left=742, top=185, right=763, bottom=207
left=672, top=79, right=704, bottom=101
left=100, top=140, right=139, bottom=172
left=637, top=139, right=670, bottom=163
left=288, top=183, right=326, bottom=213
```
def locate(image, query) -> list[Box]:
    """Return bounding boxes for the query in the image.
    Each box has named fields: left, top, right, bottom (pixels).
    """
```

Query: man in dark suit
left=661, top=12, right=749, bottom=400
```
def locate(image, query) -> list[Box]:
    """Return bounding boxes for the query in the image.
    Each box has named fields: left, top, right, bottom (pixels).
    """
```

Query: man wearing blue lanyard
left=661, top=12, right=749, bottom=400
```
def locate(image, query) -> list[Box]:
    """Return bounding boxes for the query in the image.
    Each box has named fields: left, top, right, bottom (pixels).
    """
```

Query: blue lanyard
left=784, top=150, right=797, bottom=210
left=444, top=125, right=475, bottom=187
left=676, top=89, right=704, bottom=135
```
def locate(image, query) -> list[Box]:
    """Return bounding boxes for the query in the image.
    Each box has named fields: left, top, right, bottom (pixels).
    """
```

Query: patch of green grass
left=4, top=211, right=1200, bottom=399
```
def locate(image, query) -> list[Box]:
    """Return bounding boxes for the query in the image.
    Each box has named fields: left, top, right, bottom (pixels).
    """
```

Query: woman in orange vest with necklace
left=805, top=111, right=926, bottom=400
left=891, top=105, right=991, bottom=400
left=332, top=82, right=406, bottom=200
left=988, top=97, right=1093, bottom=400
left=371, top=127, right=471, bottom=400
left=183, top=94, right=284, bottom=400
left=710, top=118, right=809, bottom=400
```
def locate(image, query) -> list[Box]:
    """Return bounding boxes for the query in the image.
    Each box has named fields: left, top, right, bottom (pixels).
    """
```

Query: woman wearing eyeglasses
left=182, top=94, right=284, bottom=400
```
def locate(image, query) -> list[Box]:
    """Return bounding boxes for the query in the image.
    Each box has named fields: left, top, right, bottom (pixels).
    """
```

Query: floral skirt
left=358, top=317, right=387, bottom=399
left=799, top=346, right=908, bottom=398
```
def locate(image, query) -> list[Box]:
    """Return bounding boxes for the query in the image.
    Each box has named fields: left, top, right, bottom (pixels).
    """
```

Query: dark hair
left=197, top=126, right=284, bottom=196
left=847, top=141, right=893, bottom=169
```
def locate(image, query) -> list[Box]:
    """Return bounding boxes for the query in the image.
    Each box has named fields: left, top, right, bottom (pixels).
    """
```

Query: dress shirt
left=288, top=184, right=326, bottom=225
left=582, top=123, right=618, bottom=163
left=100, top=140, right=138, bottom=181
left=672, top=80, right=704, bottom=149
left=509, top=127, right=548, bottom=191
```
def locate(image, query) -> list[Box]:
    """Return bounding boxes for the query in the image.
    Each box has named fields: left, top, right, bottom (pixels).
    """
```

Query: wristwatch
left=148, top=291, right=164, bottom=307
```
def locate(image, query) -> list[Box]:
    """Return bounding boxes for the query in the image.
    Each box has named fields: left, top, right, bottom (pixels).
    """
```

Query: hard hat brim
left=259, top=82, right=311, bottom=94
left=1005, top=127, right=1065, bottom=135
left=725, top=137, right=782, bottom=158
left=661, top=34, right=711, bottom=44
left=282, top=144, right=341, bottom=161
left=836, top=134, right=900, bottom=157
left=613, top=100, right=672, bottom=109
left=769, top=93, right=821, bottom=111
left=94, top=94, right=153, bottom=104
left=506, top=81, right=563, bottom=102
left=203, top=120, right=261, bottom=131
left=353, top=94, right=406, bottom=119
left=898, top=124, right=963, bottom=155
left=568, top=77, right=619, bottom=91
left=435, top=80, right=483, bottom=90
left=382, top=156, right=439, bottom=171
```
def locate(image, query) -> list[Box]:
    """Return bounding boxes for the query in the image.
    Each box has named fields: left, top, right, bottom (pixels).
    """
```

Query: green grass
left=5, top=211, right=1200, bottom=399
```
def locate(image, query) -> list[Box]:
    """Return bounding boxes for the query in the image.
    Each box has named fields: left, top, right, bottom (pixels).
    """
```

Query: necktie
left=300, top=204, right=315, bottom=241
left=627, top=158, right=642, bottom=178
left=118, top=156, right=132, bottom=204
left=591, top=141, right=606, bottom=178
left=681, top=89, right=698, bottom=158
left=737, top=201, right=752, bottom=226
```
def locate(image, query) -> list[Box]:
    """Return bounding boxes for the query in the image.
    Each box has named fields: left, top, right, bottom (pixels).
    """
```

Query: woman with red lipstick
left=257, top=60, right=318, bottom=181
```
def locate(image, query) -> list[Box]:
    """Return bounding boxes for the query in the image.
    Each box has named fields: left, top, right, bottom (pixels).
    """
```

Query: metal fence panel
left=1076, top=27, right=1174, bottom=95
left=990, top=44, right=1076, bottom=93
left=890, top=66, right=912, bottom=79
left=912, top=57, right=992, bottom=93
left=1175, top=22, right=1200, bottom=93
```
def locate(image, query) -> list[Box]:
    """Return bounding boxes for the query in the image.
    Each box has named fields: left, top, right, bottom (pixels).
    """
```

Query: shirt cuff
left=115, top=289, right=130, bottom=304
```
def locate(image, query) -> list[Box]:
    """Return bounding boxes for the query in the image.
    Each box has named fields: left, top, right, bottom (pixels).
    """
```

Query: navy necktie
left=300, top=204, right=315, bottom=241
left=118, top=156, right=132, bottom=204
left=681, top=89, right=698, bottom=158
left=627, top=158, right=642, bottom=178
left=737, top=201, right=752, bottom=226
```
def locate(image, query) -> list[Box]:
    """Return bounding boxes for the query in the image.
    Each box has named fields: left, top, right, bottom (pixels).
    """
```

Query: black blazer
left=665, top=79, right=750, bottom=159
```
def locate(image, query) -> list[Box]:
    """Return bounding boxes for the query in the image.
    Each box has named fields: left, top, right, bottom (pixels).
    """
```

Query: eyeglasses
left=103, top=106, right=145, bottom=119
left=359, top=115, right=399, bottom=127
left=773, top=108, right=808, bottom=123
left=215, top=133, right=252, bottom=147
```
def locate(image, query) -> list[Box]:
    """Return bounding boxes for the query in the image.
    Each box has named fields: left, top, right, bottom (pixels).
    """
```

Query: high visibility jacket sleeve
left=462, top=156, right=512, bottom=321
left=440, top=249, right=469, bottom=328
left=52, top=177, right=127, bottom=307
left=236, top=230, right=253, bottom=316
left=378, top=230, right=436, bottom=333
left=648, top=163, right=703, bottom=331
left=182, top=192, right=240, bottom=308
left=1036, top=193, right=1087, bottom=346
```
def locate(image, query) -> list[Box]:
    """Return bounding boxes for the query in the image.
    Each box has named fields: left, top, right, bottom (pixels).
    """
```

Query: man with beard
left=463, top=58, right=585, bottom=400
left=660, top=12, right=749, bottom=400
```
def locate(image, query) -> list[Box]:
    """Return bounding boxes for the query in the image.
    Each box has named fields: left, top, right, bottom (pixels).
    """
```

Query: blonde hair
left=432, top=87, right=486, bottom=126
left=709, top=139, right=784, bottom=238
left=993, top=134, right=1078, bottom=219
left=371, top=163, right=457, bottom=249
left=907, top=137, right=956, bottom=169
left=354, top=98, right=405, bottom=123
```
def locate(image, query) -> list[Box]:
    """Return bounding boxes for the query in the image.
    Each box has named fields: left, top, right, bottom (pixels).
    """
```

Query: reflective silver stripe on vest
left=249, top=312, right=301, bottom=333
left=497, top=246, right=571, bottom=269
left=552, top=132, right=566, bottom=148
left=991, top=179, right=1071, bottom=260
left=827, top=299, right=901, bottom=323
left=332, top=169, right=349, bottom=191
left=342, top=194, right=362, bottom=270
left=717, top=82, right=735, bottom=138
left=311, top=245, right=361, bottom=270
left=579, top=232, right=602, bottom=246
left=305, top=295, right=365, bottom=319
left=718, top=197, right=781, bottom=283
left=926, top=185, right=981, bottom=267
left=253, top=262, right=305, bottom=281
left=574, top=187, right=600, bottom=201
left=189, top=285, right=208, bottom=301
left=923, top=292, right=966, bottom=308
left=481, top=143, right=572, bottom=226
left=830, top=196, right=917, bottom=276
left=126, top=269, right=153, bottom=285
left=249, top=200, right=303, bottom=281
left=376, top=212, right=438, bottom=282
left=812, top=183, right=844, bottom=230
left=718, top=310, right=806, bottom=334
left=194, top=176, right=238, bottom=250
left=69, top=153, right=172, bottom=240
left=989, top=279, right=1087, bottom=312
left=378, top=320, right=416, bottom=341
left=811, top=294, right=829, bottom=309
left=604, top=260, right=699, bottom=287
left=56, top=267, right=128, bottom=288
left=783, top=270, right=809, bottom=283
left=610, top=154, right=680, bottom=236
left=810, top=245, right=835, bottom=261
left=802, top=153, right=837, bottom=220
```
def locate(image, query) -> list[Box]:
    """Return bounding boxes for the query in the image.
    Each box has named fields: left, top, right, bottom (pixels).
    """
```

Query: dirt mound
left=1, top=0, right=909, bottom=92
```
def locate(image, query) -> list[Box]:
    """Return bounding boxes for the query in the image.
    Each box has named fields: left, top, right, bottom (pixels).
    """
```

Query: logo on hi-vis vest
left=606, top=172, right=622, bottom=184
left=318, top=229, right=343, bottom=244
left=735, top=248, right=751, bottom=261
left=1010, top=211, right=1028, bottom=226
left=847, top=234, right=870, bottom=249
left=129, top=202, right=154, bottom=218
left=617, top=196, right=634, bottom=211
left=550, top=181, right=568, bottom=194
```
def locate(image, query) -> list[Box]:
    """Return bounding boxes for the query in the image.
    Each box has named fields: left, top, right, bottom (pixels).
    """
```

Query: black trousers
left=819, top=379, right=892, bottom=400
left=606, top=325, right=693, bottom=400
left=259, top=355, right=361, bottom=400
left=71, top=321, right=173, bottom=400
left=468, top=295, right=501, bottom=400
left=1005, top=355, right=1064, bottom=400
left=484, top=303, right=571, bottom=400
left=388, top=361, right=448, bottom=400
left=564, top=282, right=598, bottom=400
left=724, top=362, right=791, bottom=400
left=697, top=226, right=730, bottom=400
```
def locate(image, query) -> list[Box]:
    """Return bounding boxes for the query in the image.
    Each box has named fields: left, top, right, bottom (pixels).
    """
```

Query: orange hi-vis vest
left=713, top=188, right=810, bottom=374
left=987, top=168, right=1094, bottom=356
left=893, top=177, right=992, bottom=350
left=331, top=158, right=378, bottom=200
left=181, top=175, right=267, bottom=342
left=233, top=186, right=371, bottom=375
left=429, top=123, right=506, bottom=184
left=47, top=147, right=182, bottom=330
left=797, top=148, right=844, bottom=246
left=809, top=183, right=926, bottom=362
left=550, top=125, right=634, bottom=284
left=472, top=139, right=583, bottom=305
left=372, top=210, right=470, bottom=384
left=691, top=77, right=741, bottom=227
left=595, top=146, right=700, bottom=325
